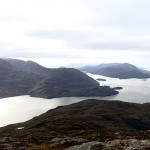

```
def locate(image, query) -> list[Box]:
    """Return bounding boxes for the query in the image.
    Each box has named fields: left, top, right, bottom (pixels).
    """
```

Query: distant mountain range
left=80, top=63, right=150, bottom=79
left=0, top=99, right=149, bottom=149
left=0, top=58, right=118, bottom=98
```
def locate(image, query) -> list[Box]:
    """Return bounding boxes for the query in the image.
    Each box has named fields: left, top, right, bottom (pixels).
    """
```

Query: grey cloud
left=27, top=29, right=92, bottom=48
left=86, top=0, right=150, bottom=29
left=0, top=15, right=25, bottom=23
left=0, top=38, right=78, bottom=59
left=85, top=40, right=150, bottom=50
left=27, top=29, right=150, bottom=51
left=1, top=0, right=150, bottom=61
left=26, top=0, right=150, bottom=51
left=0, top=45, right=78, bottom=59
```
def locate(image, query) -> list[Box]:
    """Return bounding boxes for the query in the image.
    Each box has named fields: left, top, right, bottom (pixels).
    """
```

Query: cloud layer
left=0, top=0, right=150, bottom=68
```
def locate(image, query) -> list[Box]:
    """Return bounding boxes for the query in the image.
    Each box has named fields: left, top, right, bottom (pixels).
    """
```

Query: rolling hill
left=80, top=63, right=150, bottom=79
left=29, top=68, right=118, bottom=98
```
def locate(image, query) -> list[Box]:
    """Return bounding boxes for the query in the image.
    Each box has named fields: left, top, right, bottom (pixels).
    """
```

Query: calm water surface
left=0, top=73, right=149, bottom=127
left=87, top=73, right=150, bottom=103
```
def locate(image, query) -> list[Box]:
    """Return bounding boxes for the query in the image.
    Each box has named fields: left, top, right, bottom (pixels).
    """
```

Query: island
left=113, top=87, right=123, bottom=90
left=96, top=78, right=106, bottom=81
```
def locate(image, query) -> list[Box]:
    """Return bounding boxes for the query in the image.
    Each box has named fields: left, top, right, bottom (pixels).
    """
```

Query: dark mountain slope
left=81, top=63, right=150, bottom=79
left=0, top=99, right=149, bottom=149
left=0, top=59, right=118, bottom=98
left=4, top=58, right=50, bottom=75
left=0, top=59, right=17, bottom=73
left=0, top=59, right=41, bottom=98
left=30, top=99, right=150, bottom=131
left=29, top=68, right=118, bottom=98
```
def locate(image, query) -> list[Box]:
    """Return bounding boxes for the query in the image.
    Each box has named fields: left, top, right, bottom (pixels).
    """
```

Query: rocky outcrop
left=1, top=136, right=150, bottom=150
left=66, top=139, right=150, bottom=150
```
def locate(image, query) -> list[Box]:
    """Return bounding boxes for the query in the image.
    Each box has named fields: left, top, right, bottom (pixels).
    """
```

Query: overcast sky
left=0, top=0, right=150, bottom=69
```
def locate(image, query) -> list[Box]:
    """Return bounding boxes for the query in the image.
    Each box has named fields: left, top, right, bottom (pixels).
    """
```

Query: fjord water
left=87, top=73, right=150, bottom=104
left=0, top=73, right=150, bottom=127
left=0, top=96, right=86, bottom=127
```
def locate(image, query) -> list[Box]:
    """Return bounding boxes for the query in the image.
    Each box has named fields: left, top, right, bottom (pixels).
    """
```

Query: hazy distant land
left=80, top=63, right=150, bottom=79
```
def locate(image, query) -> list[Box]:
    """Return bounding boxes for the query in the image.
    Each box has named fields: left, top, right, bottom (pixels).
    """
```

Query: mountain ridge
left=4, top=58, right=50, bottom=75
left=0, top=58, right=118, bottom=98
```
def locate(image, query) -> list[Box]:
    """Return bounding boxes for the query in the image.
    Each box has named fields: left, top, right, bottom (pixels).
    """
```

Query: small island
left=96, top=78, right=106, bottom=81
left=113, top=87, right=123, bottom=90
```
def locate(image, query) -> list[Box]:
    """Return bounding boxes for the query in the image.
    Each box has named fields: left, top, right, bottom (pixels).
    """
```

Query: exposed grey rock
left=51, top=137, right=87, bottom=143
left=66, top=141, right=104, bottom=150
left=66, top=139, right=150, bottom=150
left=50, top=137, right=88, bottom=148
left=0, top=137, right=14, bottom=143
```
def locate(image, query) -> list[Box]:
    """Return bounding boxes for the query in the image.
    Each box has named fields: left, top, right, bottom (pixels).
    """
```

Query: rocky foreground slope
left=0, top=99, right=149, bottom=149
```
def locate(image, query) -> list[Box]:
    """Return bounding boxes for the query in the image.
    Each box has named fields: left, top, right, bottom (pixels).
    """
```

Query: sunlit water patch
left=87, top=73, right=150, bottom=103
left=0, top=95, right=99, bottom=127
